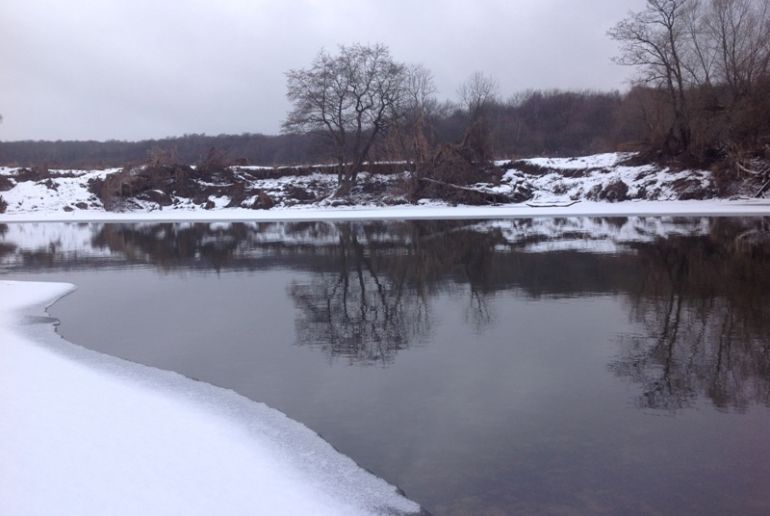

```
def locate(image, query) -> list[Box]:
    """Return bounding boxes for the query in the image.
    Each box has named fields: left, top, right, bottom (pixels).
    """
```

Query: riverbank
left=0, top=280, right=420, bottom=516
left=4, top=152, right=755, bottom=222
left=2, top=199, right=770, bottom=223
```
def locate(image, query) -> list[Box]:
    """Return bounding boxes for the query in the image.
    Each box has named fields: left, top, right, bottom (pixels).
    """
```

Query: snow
left=0, top=280, right=420, bottom=516
left=1, top=169, right=114, bottom=213
left=0, top=215, right=752, bottom=268
left=2, top=199, right=770, bottom=224
left=496, top=153, right=715, bottom=204
left=522, top=152, right=635, bottom=170
left=2, top=153, right=770, bottom=222
left=466, top=216, right=713, bottom=254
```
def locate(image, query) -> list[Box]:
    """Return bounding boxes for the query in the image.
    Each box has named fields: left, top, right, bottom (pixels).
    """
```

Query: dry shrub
left=599, top=180, right=629, bottom=202
left=401, top=125, right=512, bottom=204
left=509, top=160, right=553, bottom=176
left=235, top=162, right=410, bottom=182
left=89, top=164, right=198, bottom=210
left=250, top=190, right=275, bottom=210
left=225, top=182, right=248, bottom=208
left=671, top=177, right=714, bottom=200
left=552, top=182, right=568, bottom=195
left=0, top=176, right=14, bottom=192
left=711, top=161, right=737, bottom=195
left=196, top=147, right=229, bottom=174
left=712, top=154, right=770, bottom=197
left=508, top=160, right=594, bottom=179
left=14, top=166, right=50, bottom=182
left=147, top=146, right=178, bottom=166
left=284, top=185, right=316, bottom=202
left=424, top=144, right=494, bottom=186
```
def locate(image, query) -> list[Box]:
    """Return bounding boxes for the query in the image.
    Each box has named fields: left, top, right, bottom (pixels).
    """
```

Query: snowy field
left=0, top=281, right=420, bottom=516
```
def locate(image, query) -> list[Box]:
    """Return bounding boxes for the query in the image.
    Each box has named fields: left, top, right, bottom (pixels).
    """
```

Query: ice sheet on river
left=0, top=280, right=420, bottom=516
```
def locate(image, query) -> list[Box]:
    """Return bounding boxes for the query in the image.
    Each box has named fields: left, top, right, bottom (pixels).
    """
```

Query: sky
left=0, top=0, right=644, bottom=142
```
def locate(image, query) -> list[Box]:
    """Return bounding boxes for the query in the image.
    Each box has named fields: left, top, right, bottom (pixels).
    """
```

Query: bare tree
left=394, top=64, right=438, bottom=165
left=609, top=0, right=695, bottom=153
left=458, top=71, right=498, bottom=121
left=610, top=0, right=770, bottom=161
left=703, top=0, right=770, bottom=100
left=283, top=44, right=407, bottom=195
left=457, top=71, right=499, bottom=162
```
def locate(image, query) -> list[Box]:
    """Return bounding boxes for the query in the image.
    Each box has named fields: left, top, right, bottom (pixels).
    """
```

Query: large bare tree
left=610, top=0, right=770, bottom=159
left=609, top=0, right=695, bottom=154
left=283, top=44, right=407, bottom=195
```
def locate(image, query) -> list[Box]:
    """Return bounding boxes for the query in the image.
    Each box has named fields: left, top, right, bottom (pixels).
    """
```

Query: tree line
left=0, top=89, right=640, bottom=170
left=1, top=0, right=767, bottom=193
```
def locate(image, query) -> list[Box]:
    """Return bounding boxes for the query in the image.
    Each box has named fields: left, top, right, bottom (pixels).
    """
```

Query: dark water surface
left=2, top=217, right=770, bottom=515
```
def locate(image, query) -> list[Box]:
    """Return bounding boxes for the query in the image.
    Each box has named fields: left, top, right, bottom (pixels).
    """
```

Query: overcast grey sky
left=1, top=0, right=644, bottom=141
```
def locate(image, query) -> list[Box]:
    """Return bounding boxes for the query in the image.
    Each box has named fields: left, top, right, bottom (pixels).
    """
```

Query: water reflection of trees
left=0, top=224, right=14, bottom=259
left=289, top=222, right=501, bottom=364
left=290, top=226, right=430, bottom=365
left=2, top=217, right=770, bottom=407
left=85, top=218, right=770, bottom=406
left=87, top=221, right=502, bottom=363
left=91, top=223, right=250, bottom=270
left=611, top=218, right=770, bottom=411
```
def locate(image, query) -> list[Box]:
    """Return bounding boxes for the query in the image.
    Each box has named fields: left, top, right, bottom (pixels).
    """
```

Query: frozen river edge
left=0, top=280, right=421, bottom=516
left=3, top=199, right=770, bottom=224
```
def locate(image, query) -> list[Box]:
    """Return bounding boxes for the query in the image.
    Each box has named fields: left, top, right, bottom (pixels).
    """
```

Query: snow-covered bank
left=2, top=199, right=770, bottom=223
left=0, top=281, right=420, bottom=516
left=0, top=152, right=742, bottom=220
left=2, top=152, right=768, bottom=222
left=499, top=152, right=714, bottom=203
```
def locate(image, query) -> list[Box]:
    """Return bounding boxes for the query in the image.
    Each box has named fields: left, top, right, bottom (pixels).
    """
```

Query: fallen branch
left=737, top=161, right=769, bottom=176
left=526, top=201, right=580, bottom=208
left=756, top=177, right=770, bottom=198
left=417, top=177, right=511, bottom=204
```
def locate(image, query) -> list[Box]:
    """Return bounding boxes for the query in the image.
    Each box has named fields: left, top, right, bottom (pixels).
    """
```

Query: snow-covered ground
left=2, top=199, right=770, bottom=223
left=3, top=152, right=767, bottom=222
left=496, top=153, right=715, bottom=203
left=0, top=280, right=420, bottom=516
left=0, top=168, right=117, bottom=213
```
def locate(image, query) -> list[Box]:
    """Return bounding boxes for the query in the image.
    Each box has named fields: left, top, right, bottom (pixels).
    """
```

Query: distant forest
left=0, top=89, right=639, bottom=168
left=3, top=0, right=768, bottom=178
